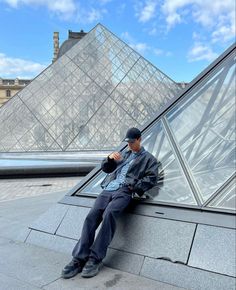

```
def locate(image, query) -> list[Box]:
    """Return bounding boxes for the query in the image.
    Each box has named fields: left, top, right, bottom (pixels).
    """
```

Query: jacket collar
left=126, top=146, right=146, bottom=156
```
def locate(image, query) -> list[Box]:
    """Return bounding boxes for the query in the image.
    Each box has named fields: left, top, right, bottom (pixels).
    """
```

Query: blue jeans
left=72, top=187, right=132, bottom=262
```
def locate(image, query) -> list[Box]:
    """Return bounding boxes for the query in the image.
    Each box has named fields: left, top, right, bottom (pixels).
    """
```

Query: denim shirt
left=105, top=148, right=145, bottom=191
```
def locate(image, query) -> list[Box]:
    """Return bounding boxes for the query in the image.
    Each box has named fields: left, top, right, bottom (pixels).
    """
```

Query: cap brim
left=124, top=138, right=136, bottom=143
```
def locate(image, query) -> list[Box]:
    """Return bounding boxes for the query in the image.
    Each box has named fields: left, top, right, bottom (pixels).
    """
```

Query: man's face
left=128, top=137, right=141, bottom=151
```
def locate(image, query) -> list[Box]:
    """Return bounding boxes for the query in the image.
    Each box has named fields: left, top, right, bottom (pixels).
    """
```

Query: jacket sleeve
left=133, top=157, right=158, bottom=196
left=101, top=156, right=118, bottom=173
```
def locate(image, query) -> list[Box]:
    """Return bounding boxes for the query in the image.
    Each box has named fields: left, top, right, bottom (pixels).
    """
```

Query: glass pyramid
left=75, top=44, right=236, bottom=213
left=0, top=24, right=180, bottom=152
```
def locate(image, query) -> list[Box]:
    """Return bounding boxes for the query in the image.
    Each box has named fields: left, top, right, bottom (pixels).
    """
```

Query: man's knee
left=102, top=207, right=119, bottom=220
left=85, top=208, right=102, bottom=222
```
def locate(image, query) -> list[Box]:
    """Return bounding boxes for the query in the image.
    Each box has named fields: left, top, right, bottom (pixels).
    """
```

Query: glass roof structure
left=0, top=24, right=180, bottom=152
left=73, top=43, right=236, bottom=214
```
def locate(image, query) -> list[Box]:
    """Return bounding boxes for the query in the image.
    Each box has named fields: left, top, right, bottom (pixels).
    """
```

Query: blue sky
left=0, top=0, right=235, bottom=82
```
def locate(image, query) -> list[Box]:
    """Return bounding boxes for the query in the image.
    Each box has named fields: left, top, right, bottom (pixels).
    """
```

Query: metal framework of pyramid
left=70, top=43, right=236, bottom=213
left=0, top=24, right=180, bottom=152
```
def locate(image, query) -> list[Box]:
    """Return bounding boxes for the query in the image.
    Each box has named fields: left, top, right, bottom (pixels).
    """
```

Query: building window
left=6, top=89, right=11, bottom=97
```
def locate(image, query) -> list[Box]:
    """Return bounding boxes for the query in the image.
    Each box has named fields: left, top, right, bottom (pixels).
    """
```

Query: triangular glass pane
left=166, top=51, right=236, bottom=203
left=208, top=178, right=236, bottom=211
left=143, top=121, right=197, bottom=204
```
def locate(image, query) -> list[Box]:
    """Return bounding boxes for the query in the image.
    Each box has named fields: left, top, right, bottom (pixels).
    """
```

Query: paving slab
left=110, top=213, right=196, bottom=263
left=0, top=238, right=68, bottom=288
left=56, top=206, right=91, bottom=239
left=104, top=248, right=144, bottom=275
left=0, top=191, right=67, bottom=241
left=188, top=225, right=236, bottom=277
left=0, top=236, right=12, bottom=246
left=0, top=216, right=28, bottom=241
left=16, top=228, right=31, bottom=243
left=26, top=230, right=77, bottom=254
left=43, top=265, right=184, bottom=290
left=30, top=203, right=69, bottom=234
left=0, top=190, right=67, bottom=222
left=141, top=257, right=236, bottom=290
left=0, top=272, right=41, bottom=290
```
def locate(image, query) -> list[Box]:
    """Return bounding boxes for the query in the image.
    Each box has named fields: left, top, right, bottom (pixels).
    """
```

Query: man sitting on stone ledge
left=61, top=127, right=158, bottom=279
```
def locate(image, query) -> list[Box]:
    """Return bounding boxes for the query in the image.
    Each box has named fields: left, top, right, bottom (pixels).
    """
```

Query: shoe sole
left=61, top=268, right=81, bottom=279
left=81, top=263, right=103, bottom=278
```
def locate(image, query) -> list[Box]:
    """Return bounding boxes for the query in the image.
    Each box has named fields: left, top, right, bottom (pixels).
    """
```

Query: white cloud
left=1, top=0, right=18, bottom=7
left=154, top=48, right=172, bottom=57
left=86, top=8, right=107, bottom=23
left=75, top=8, right=106, bottom=24
left=1, top=0, right=108, bottom=22
left=1, top=0, right=76, bottom=19
left=148, top=27, right=157, bottom=35
left=161, top=0, right=190, bottom=29
left=211, top=10, right=236, bottom=44
left=121, top=31, right=150, bottom=54
left=121, top=31, right=134, bottom=43
left=137, top=0, right=157, bottom=23
left=130, top=42, right=150, bottom=54
left=0, top=52, right=47, bottom=78
left=212, top=24, right=235, bottom=44
left=166, top=51, right=173, bottom=57
left=187, top=43, right=218, bottom=62
left=192, top=1, right=235, bottom=27
left=154, top=48, right=163, bottom=56
left=161, top=0, right=235, bottom=44
left=121, top=31, right=172, bottom=56
left=192, top=32, right=202, bottom=41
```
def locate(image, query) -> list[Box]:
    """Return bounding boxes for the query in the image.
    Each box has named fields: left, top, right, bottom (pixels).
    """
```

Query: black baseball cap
left=124, top=127, right=141, bottom=143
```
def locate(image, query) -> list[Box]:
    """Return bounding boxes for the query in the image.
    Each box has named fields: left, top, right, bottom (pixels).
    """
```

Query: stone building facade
left=0, top=78, right=31, bottom=107
left=0, top=30, right=87, bottom=108
left=53, top=29, right=87, bottom=62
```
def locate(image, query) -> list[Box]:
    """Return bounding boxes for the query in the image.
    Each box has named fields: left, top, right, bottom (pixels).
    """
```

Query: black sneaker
left=81, top=258, right=103, bottom=278
left=61, top=258, right=85, bottom=279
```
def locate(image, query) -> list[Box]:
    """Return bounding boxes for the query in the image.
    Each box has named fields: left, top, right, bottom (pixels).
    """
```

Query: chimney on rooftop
left=52, top=32, right=59, bottom=63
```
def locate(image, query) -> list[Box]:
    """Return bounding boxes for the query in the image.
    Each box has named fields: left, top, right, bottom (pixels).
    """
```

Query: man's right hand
left=109, top=152, right=122, bottom=161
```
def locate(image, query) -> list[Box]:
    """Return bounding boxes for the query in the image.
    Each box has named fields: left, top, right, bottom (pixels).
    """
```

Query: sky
left=0, top=0, right=235, bottom=82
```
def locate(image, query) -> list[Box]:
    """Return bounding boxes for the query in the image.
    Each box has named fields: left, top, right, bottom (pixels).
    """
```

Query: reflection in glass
left=140, top=121, right=196, bottom=205
left=166, top=52, right=236, bottom=202
left=80, top=172, right=105, bottom=195
left=78, top=120, right=197, bottom=206
left=208, top=179, right=236, bottom=211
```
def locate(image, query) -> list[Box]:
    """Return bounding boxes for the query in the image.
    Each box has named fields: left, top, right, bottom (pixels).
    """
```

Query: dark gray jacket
left=101, top=147, right=158, bottom=196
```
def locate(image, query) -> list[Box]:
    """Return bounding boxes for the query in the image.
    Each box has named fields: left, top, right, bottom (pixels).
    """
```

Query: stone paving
left=0, top=236, right=184, bottom=290
left=0, top=177, right=81, bottom=202
left=0, top=178, right=185, bottom=290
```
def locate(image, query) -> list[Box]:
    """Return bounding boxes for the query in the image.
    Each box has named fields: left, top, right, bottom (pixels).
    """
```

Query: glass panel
left=0, top=24, right=180, bottom=153
left=80, top=172, right=106, bottom=195
left=166, top=52, right=235, bottom=202
left=208, top=179, right=236, bottom=211
left=143, top=121, right=197, bottom=205
left=78, top=120, right=197, bottom=206
left=68, top=98, right=136, bottom=150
